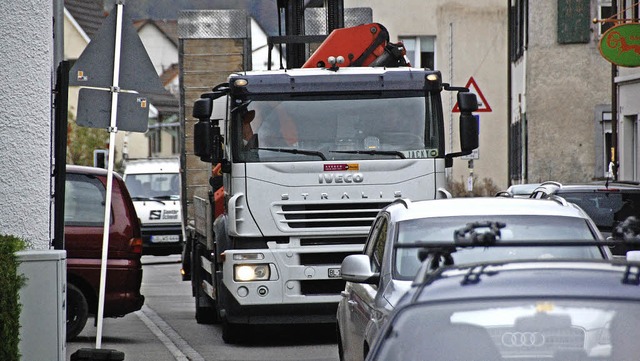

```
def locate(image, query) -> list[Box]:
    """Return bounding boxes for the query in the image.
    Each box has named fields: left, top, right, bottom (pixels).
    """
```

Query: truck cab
left=123, top=158, right=184, bottom=255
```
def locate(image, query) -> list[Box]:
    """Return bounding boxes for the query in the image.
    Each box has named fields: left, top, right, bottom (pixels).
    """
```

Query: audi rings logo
left=501, top=332, right=545, bottom=347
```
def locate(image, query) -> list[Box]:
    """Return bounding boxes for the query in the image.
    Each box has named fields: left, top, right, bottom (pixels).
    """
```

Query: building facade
left=510, top=0, right=613, bottom=184
left=346, top=0, right=509, bottom=191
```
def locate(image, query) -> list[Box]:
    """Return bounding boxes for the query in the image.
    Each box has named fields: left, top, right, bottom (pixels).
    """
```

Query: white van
left=123, top=158, right=183, bottom=255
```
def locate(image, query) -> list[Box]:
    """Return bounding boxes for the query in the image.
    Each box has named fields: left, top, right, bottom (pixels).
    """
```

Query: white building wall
left=345, top=0, right=509, bottom=190
left=0, top=2, right=53, bottom=248
left=138, top=24, right=179, bottom=75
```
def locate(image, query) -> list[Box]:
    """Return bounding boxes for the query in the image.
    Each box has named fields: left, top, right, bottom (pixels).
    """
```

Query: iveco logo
left=501, top=332, right=545, bottom=347
left=318, top=173, right=364, bottom=184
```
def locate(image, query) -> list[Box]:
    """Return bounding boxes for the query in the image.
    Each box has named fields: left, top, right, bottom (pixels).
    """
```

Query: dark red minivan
left=64, top=165, right=145, bottom=340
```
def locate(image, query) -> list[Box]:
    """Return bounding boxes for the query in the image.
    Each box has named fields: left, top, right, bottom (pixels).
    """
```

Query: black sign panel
left=76, top=88, right=150, bottom=132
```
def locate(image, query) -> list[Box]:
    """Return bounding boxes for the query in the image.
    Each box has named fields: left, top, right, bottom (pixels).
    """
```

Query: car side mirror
left=341, top=254, right=380, bottom=284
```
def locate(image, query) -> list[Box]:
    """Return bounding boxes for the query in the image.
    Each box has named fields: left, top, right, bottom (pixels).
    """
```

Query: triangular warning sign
left=452, top=77, right=492, bottom=113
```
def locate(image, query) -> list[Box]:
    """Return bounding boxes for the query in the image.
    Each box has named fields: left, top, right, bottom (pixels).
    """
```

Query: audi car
left=366, top=254, right=640, bottom=361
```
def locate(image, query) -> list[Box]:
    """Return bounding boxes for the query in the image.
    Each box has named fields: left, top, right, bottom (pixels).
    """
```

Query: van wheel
left=66, top=284, right=89, bottom=340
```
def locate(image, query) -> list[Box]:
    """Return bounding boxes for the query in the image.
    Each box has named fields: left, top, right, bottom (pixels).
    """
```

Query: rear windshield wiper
left=329, top=150, right=406, bottom=159
left=258, top=147, right=327, bottom=160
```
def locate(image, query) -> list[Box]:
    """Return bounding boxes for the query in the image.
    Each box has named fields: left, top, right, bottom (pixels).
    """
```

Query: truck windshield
left=232, top=95, right=441, bottom=162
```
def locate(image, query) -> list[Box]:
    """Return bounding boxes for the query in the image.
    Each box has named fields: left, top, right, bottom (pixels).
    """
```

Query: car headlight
left=234, top=264, right=270, bottom=282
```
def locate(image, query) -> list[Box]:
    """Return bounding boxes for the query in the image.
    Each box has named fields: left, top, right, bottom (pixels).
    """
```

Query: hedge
left=0, top=234, right=27, bottom=361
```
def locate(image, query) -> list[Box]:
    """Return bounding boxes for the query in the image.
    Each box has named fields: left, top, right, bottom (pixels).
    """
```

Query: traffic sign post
left=68, top=0, right=164, bottom=350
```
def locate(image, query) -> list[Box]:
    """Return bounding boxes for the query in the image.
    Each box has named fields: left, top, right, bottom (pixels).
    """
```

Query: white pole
left=96, top=1, right=124, bottom=349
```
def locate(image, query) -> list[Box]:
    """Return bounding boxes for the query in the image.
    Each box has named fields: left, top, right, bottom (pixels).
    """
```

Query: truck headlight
left=234, top=264, right=270, bottom=282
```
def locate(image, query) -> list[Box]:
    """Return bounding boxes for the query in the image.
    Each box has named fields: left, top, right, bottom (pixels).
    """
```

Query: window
left=510, top=0, right=528, bottom=61
left=509, top=120, right=523, bottom=181
left=365, top=216, right=389, bottom=274
left=600, top=0, right=614, bottom=35
left=148, top=127, right=161, bottom=156
left=399, top=36, right=435, bottom=69
left=64, top=173, right=108, bottom=227
left=557, top=0, right=591, bottom=44
left=601, top=111, right=613, bottom=178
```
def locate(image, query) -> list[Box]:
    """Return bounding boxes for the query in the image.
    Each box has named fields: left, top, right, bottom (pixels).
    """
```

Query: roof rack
left=546, top=194, right=568, bottom=206
left=539, top=180, right=562, bottom=187
left=390, top=198, right=410, bottom=209
left=494, top=190, right=512, bottom=198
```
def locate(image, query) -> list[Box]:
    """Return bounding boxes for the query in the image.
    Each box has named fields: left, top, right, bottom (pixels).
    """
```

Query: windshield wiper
left=153, top=195, right=179, bottom=200
left=329, top=150, right=406, bottom=159
left=258, top=147, right=327, bottom=160
left=131, top=196, right=166, bottom=205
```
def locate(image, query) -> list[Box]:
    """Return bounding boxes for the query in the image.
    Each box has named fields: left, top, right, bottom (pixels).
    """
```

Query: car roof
left=409, top=260, right=640, bottom=303
left=384, top=197, right=591, bottom=223
left=66, top=164, right=124, bottom=180
left=123, top=158, right=180, bottom=174
left=533, top=180, right=640, bottom=194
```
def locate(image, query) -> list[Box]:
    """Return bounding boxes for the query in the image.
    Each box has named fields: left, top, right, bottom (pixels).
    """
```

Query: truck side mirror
left=193, top=98, right=212, bottom=119
left=193, top=98, right=223, bottom=163
left=458, top=92, right=479, bottom=153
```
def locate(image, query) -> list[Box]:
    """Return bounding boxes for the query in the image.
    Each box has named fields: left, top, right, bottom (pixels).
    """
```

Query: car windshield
left=394, top=215, right=602, bottom=279
left=373, top=298, right=639, bottom=360
left=233, top=95, right=441, bottom=162
left=125, top=173, right=180, bottom=200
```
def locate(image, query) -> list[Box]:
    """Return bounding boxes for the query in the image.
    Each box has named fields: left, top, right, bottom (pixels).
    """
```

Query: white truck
left=178, top=9, right=478, bottom=343
left=123, top=158, right=183, bottom=255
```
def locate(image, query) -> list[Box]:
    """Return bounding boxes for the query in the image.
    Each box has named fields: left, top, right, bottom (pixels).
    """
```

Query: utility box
left=17, top=250, right=66, bottom=361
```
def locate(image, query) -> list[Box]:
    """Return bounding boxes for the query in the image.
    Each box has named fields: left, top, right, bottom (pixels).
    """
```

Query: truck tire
left=66, top=283, right=89, bottom=340
left=221, top=318, right=243, bottom=344
left=194, top=243, right=219, bottom=324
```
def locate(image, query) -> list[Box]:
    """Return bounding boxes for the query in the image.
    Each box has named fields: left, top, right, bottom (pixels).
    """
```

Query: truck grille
left=277, top=202, right=389, bottom=229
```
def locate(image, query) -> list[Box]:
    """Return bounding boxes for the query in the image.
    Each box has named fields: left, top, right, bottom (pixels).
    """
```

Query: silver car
left=336, top=197, right=611, bottom=361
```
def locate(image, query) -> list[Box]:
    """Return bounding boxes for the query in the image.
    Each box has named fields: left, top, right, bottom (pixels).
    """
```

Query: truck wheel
left=194, top=243, right=219, bottom=324
left=195, top=287, right=217, bottom=324
left=221, top=319, right=243, bottom=344
left=66, top=283, right=89, bottom=340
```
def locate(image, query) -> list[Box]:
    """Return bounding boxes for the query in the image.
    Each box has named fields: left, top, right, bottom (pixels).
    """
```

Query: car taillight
left=129, top=237, right=143, bottom=254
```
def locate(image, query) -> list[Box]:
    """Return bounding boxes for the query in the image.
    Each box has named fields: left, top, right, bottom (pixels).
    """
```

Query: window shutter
left=557, top=0, right=591, bottom=44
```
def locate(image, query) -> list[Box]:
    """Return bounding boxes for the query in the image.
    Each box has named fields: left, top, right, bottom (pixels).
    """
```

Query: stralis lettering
left=318, top=173, right=364, bottom=184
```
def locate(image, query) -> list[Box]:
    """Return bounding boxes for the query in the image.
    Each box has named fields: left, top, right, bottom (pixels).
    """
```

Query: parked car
left=530, top=180, right=640, bottom=255
left=337, top=197, right=611, bottom=361
left=64, top=165, right=145, bottom=340
left=366, top=252, right=640, bottom=361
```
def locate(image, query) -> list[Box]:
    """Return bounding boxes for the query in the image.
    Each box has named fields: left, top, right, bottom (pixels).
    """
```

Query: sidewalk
left=66, top=310, right=176, bottom=361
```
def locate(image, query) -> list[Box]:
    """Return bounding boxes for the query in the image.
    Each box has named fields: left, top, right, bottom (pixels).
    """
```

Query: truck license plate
left=328, top=268, right=341, bottom=278
left=150, top=235, right=180, bottom=243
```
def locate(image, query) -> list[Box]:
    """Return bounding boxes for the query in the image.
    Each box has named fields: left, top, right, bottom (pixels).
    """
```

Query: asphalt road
left=66, top=255, right=339, bottom=361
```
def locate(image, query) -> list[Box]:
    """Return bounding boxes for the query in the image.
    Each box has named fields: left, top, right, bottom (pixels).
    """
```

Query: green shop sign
left=599, top=23, right=640, bottom=67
